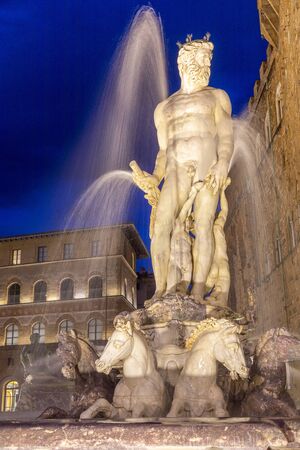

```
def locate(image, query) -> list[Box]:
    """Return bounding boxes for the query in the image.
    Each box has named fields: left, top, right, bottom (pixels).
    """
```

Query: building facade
left=0, top=224, right=148, bottom=411
left=226, top=0, right=300, bottom=334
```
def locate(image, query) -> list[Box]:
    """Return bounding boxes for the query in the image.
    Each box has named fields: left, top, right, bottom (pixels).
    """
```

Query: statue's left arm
left=206, top=89, right=233, bottom=194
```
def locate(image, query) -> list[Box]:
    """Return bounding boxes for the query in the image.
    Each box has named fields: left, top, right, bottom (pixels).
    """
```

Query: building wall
left=0, top=227, right=137, bottom=268
left=226, top=0, right=300, bottom=334
left=0, top=225, right=148, bottom=410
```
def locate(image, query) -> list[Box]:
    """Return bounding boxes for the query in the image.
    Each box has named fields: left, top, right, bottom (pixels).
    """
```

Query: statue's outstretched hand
left=205, top=160, right=229, bottom=195
left=130, top=160, right=159, bottom=193
left=132, top=171, right=159, bottom=193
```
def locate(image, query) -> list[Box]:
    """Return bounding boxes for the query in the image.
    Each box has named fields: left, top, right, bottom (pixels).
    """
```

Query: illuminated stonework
left=0, top=224, right=148, bottom=411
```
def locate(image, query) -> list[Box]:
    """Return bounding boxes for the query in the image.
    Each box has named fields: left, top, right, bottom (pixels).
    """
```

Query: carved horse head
left=95, top=312, right=149, bottom=376
left=255, top=328, right=300, bottom=370
left=186, top=318, right=249, bottom=380
left=57, top=329, right=98, bottom=380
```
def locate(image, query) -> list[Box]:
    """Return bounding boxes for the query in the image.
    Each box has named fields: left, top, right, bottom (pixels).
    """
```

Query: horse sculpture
left=40, top=329, right=114, bottom=418
left=80, top=312, right=167, bottom=420
left=167, top=318, right=248, bottom=417
left=242, top=328, right=300, bottom=417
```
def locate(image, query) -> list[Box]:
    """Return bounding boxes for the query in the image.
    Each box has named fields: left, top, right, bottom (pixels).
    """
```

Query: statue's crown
left=177, top=33, right=214, bottom=52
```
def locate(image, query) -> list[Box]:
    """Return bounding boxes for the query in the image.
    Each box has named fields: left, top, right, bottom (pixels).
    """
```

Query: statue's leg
left=191, top=185, right=219, bottom=302
left=150, top=170, right=191, bottom=298
left=210, top=384, right=229, bottom=417
left=190, top=402, right=205, bottom=417
left=167, top=398, right=184, bottom=417
left=38, top=407, right=69, bottom=419
left=80, top=398, right=116, bottom=420
left=132, top=403, right=146, bottom=418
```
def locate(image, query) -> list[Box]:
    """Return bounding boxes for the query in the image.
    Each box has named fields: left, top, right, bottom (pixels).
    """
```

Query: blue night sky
left=0, top=0, right=267, bottom=255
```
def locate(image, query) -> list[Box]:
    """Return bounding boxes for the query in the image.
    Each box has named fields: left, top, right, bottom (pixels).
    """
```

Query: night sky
left=0, top=0, right=267, bottom=254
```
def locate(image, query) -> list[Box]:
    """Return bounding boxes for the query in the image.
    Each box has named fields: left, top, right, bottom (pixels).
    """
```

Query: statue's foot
left=38, top=406, right=68, bottom=419
left=215, top=408, right=229, bottom=418
left=190, top=294, right=205, bottom=305
left=144, top=291, right=164, bottom=308
left=80, top=398, right=113, bottom=420
left=190, top=282, right=206, bottom=305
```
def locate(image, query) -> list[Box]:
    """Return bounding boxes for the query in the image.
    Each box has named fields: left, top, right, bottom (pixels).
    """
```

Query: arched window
left=34, top=281, right=47, bottom=302
left=88, top=276, right=102, bottom=298
left=60, top=279, right=74, bottom=300
left=88, top=319, right=103, bottom=342
left=2, top=381, right=19, bottom=412
left=32, top=322, right=45, bottom=343
left=59, top=320, right=74, bottom=334
left=5, top=324, right=19, bottom=345
left=275, top=83, right=283, bottom=125
left=8, top=283, right=20, bottom=305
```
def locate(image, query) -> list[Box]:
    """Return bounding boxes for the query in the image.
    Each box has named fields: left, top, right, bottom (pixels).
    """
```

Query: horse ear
left=125, top=320, right=133, bottom=336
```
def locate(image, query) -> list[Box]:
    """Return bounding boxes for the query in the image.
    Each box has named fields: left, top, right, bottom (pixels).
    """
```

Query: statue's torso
left=163, top=88, right=218, bottom=179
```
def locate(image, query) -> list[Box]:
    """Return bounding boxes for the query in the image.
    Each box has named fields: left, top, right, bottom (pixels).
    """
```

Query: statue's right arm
left=130, top=101, right=167, bottom=191
left=152, top=100, right=168, bottom=183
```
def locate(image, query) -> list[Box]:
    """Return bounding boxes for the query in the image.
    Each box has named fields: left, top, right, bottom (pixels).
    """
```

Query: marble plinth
left=0, top=416, right=299, bottom=449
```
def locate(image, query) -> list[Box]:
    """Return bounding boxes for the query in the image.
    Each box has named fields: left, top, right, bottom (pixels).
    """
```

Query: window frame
left=33, top=280, right=47, bottom=303
left=88, top=276, right=103, bottom=299
left=88, top=318, right=103, bottom=342
left=60, top=278, right=74, bottom=300
left=12, top=249, right=21, bottom=265
left=37, top=246, right=48, bottom=263
left=59, top=319, right=74, bottom=334
left=91, top=240, right=100, bottom=257
left=63, top=243, right=74, bottom=260
left=32, top=322, right=46, bottom=343
left=2, top=381, right=19, bottom=412
left=5, top=324, right=19, bottom=346
left=7, top=283, right=21, bottom=305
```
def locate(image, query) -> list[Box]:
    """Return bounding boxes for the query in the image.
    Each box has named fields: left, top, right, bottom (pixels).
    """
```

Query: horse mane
left=185, top=317, right=235, bottom=350
left=58, top=331, right=98, bottom=366
left=77, top=335, right=99, bottom=359
left=255, top=327, right=291, bottom=357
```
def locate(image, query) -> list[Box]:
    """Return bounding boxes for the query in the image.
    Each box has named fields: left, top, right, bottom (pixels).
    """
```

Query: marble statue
left=24, top=31, right=300, bottom=429
left=205, top=177, right=231, bottom=307
left=40, top=329, right=115, bottom=419
left=17, top=332, right=71, bottom=411
left=242, top=328, right=300, bottom=417
left=80, top=312, right=167, bottom=419
left=167, top=318, right=248, bottom=417
left=131, top=34, right=233, bottom=304
left=20, top=333, right=49, bottom=382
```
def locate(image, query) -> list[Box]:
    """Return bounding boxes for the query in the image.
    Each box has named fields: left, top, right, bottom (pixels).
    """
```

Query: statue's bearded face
left=177, top=47, right=212, bottom=88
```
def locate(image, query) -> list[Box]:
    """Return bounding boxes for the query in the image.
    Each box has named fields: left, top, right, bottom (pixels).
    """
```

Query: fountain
left=77, top=30, right=250, bottom=421
left=4, top=6, right=300, bottom=449
left=55, top=15, right=300, bottom=435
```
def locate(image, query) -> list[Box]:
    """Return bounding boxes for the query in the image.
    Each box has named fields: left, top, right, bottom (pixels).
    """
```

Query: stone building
left=226, top=0, right=300, bottom=335
left=0, top=224, right=148, bottom=412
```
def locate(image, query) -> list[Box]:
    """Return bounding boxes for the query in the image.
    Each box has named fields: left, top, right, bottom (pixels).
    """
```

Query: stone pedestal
left=0, top=417, right=299, bottom=449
